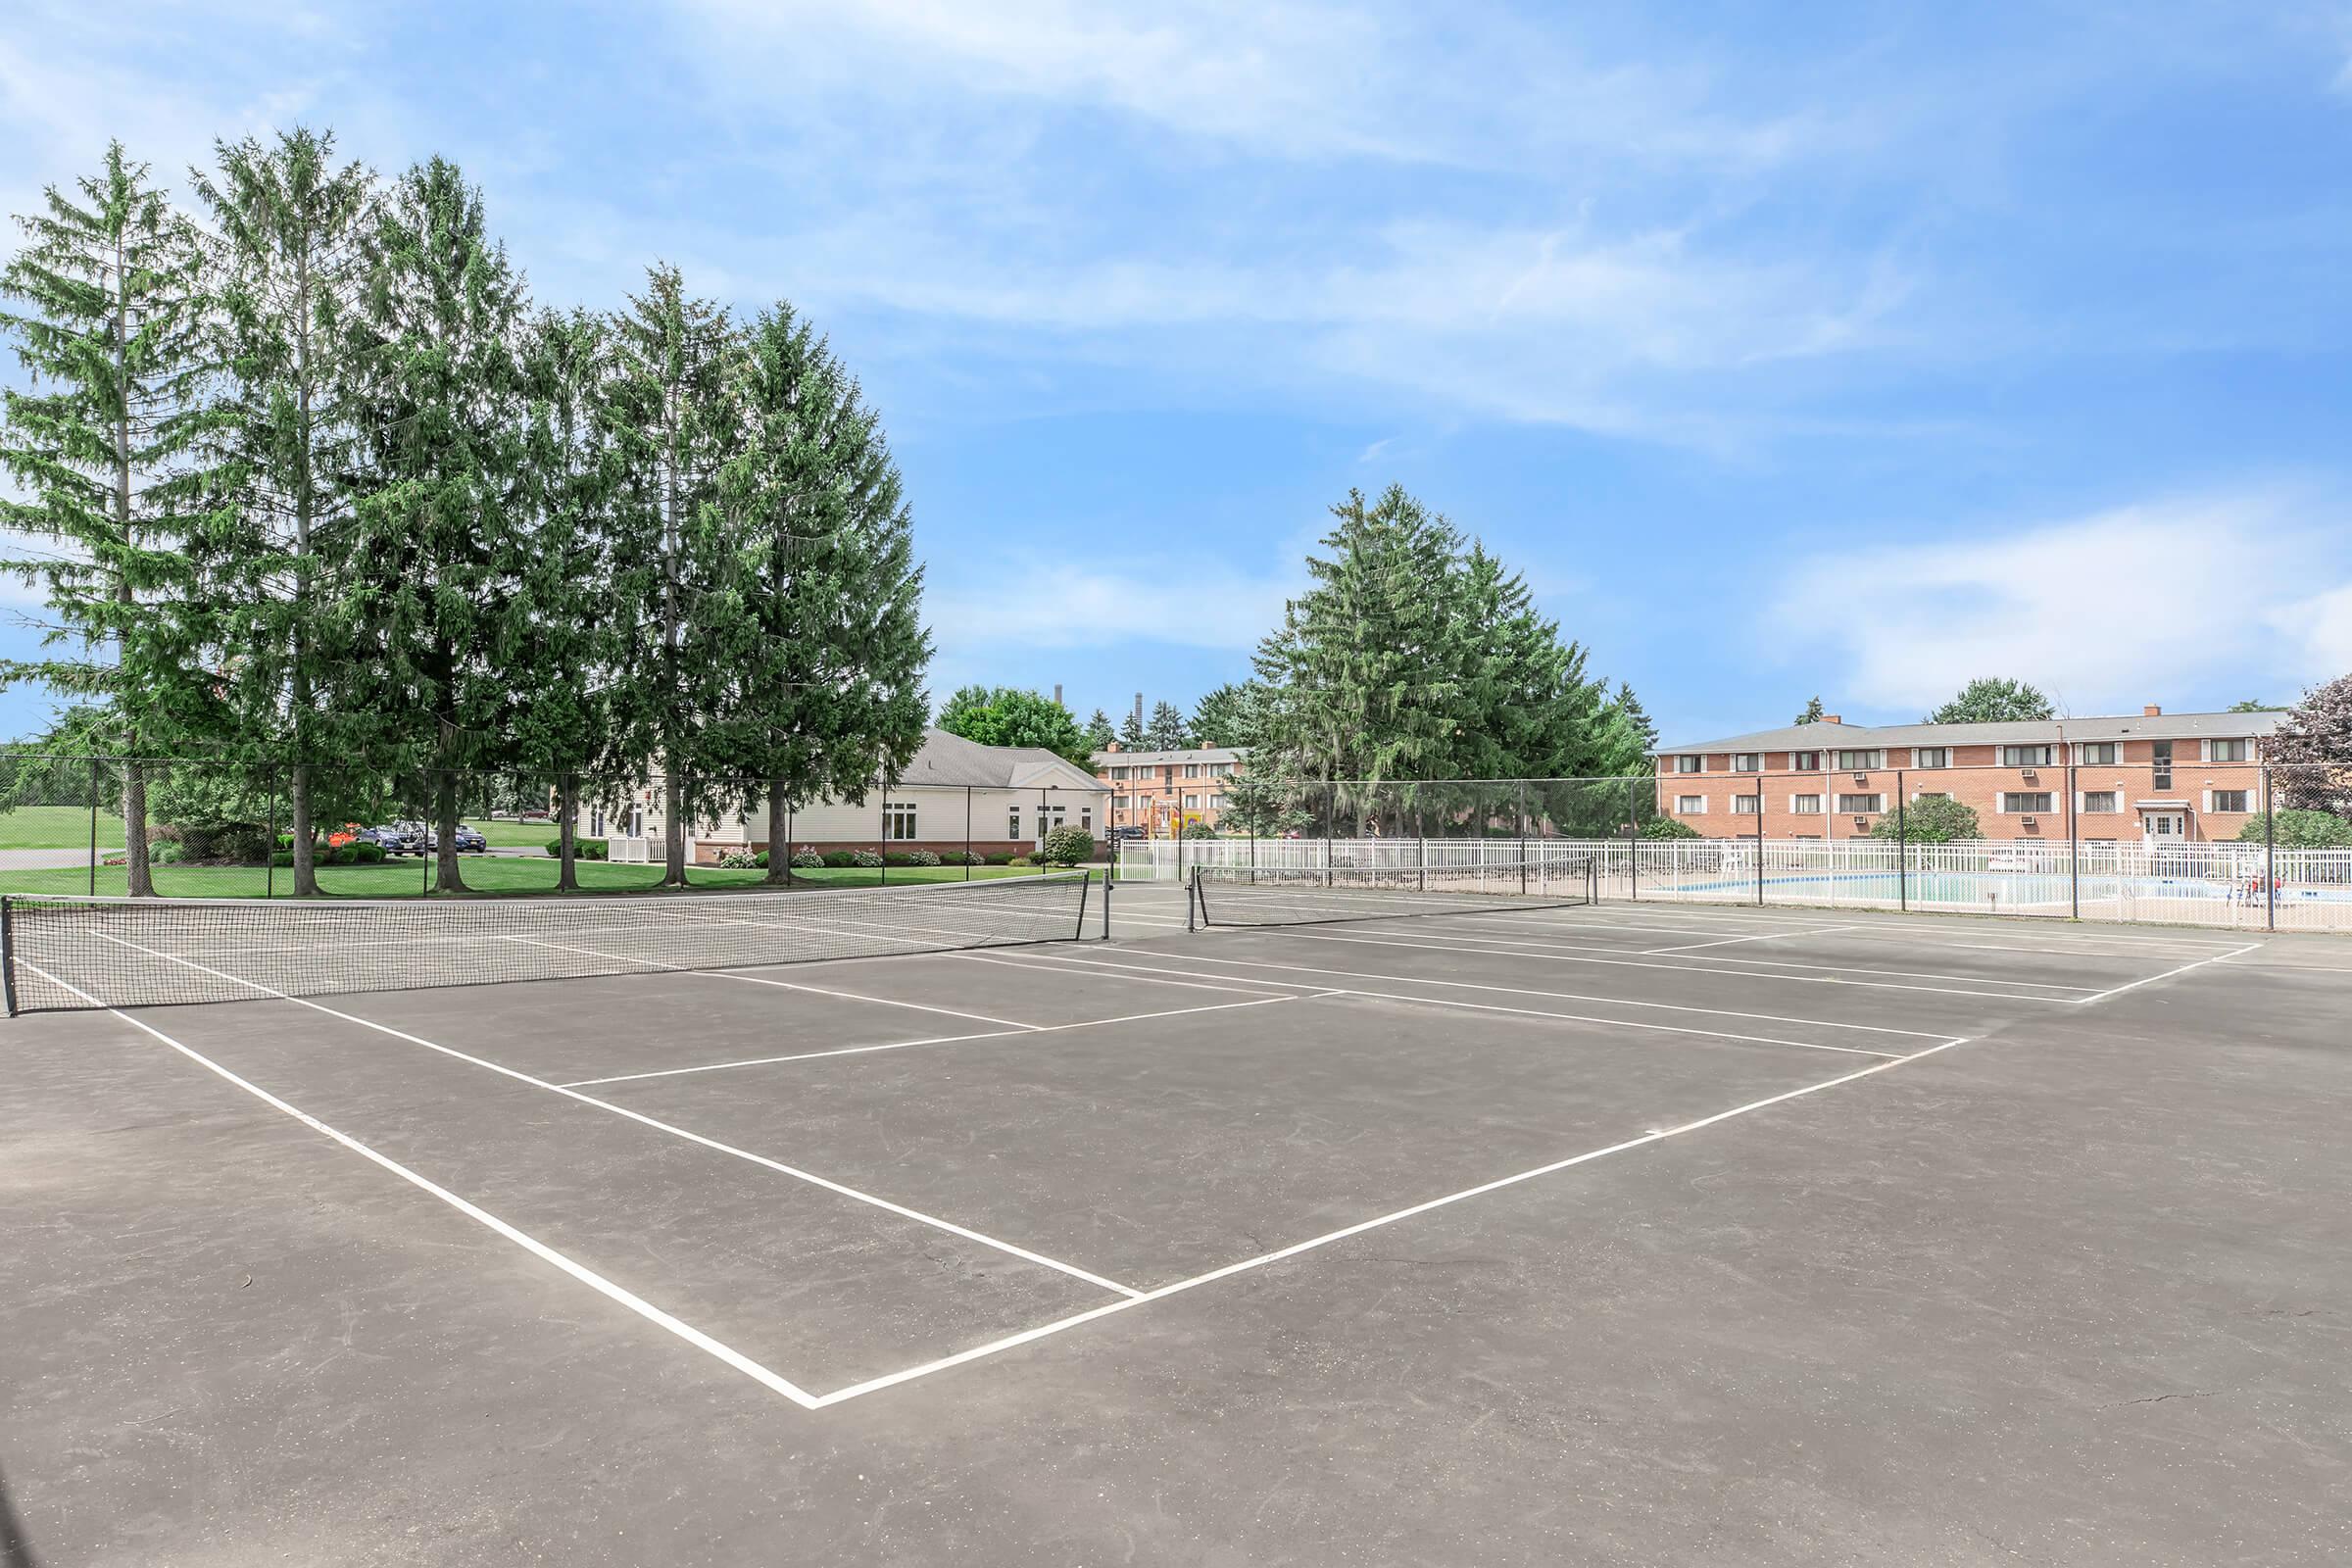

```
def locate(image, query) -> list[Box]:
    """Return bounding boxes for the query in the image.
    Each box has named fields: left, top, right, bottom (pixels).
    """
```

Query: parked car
left=367, top=822, right=421, bottom=856
left=1109, top=825, right=1146, bottom=841
left=421, top=824, right=488, bottom=855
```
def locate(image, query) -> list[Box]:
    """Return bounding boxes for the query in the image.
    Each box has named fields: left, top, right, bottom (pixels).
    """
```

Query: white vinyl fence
left=1119, top=837, right=2352, bottom=934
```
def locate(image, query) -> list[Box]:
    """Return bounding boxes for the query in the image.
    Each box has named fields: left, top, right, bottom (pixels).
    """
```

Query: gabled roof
left=1660, top=710, right=2291, bottom=755
left=896, top=727, right=1106, bottom=792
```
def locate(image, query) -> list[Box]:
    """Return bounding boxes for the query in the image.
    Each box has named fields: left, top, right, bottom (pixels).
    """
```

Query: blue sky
left=5, top=1, right=2351, bottom=748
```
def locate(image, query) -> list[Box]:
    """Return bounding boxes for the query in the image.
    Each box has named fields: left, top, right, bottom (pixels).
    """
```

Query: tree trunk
left=663, top=769, right=687, bottom=887
left=122, top=760, right=154, bottom=898
left=556, top=775, right=579, bottom=893
left=433, top=766, right=466, bottom=894
left=766, top=782, right=790, bottom=885
left=289, top=760, right=319, bottom=896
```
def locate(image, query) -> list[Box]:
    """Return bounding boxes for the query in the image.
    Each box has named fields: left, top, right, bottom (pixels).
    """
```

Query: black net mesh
left=1189, top=855, right=1594, bottom=930
left=3, top=872, right=1094, bottom=1013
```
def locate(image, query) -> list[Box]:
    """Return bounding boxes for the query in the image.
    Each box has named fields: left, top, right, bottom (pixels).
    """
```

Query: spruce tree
left=1189, top=681, right=1268, bottom=750
left=1083, top=708, right=1115, bottom=751
left=513, top=307, right=613, bottom=891
left=192, top=126, right=376, bottom=894
left=0, top=143, right=224, bottom=896
left=600, top=265, right=738, bottom=885
left=335, top=158, right=529, bottom=893
left=1117, top=706, right=1147, bottom=748
left=1794, top=694, right=1826, bottom=725
left=1145, top=699, right=1191, bottom=751
left=702, top=302, right=929, bottom=884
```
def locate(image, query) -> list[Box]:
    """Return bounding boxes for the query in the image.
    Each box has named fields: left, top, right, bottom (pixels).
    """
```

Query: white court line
left=503, top=935, right=1046, bottom=1030
left=1522, top=902, right=2250, bottom=951
left=23, top=960, right=825, bottom=1410
left=1008, top=947, right=1952, bottom=1042
left=558, top=993, right=1312, bottom=1088
left=1305, top=986, right=1903, bottom=1057
left=88, top=932, right=1142, bottom=1298
left=955, top=951, right=1278, bottom=997
left=808, top=1034, right=1977, bottom=1407
left=1642, top=926, right=1856, bottom=955
left=1195, top=924, right=2084, bottom=1003
left=2069, top=942, right=2261, bottom=1005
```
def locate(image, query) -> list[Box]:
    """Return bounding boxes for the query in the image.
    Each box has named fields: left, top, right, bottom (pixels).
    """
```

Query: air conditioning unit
left=2021, top=768, right=2037, bottom=782
left=1852, top=771, right=1869, bottom=784
left=1853, top=815, right=1869, bottom=827
left=2022, top=815, right=2037, bottom=828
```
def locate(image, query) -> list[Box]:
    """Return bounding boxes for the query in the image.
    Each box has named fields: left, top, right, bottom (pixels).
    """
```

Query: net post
left=2264, top=762, right=2276, bottom=933
left=1, top=897, right=18, bottom=1016
left=1074, top=868, right=1092, bottom=940
left=1101, top=865, right=1112, bottom=940
left=2067, top=760, right=2080, bottom=920
left=1896, top=768, right=1907, bottom=912
left=1186, top=866, right=1200, bottom=931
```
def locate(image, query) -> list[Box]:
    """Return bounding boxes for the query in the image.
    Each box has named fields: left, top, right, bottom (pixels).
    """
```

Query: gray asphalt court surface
left=5, top=880, right=2349, bottom=1565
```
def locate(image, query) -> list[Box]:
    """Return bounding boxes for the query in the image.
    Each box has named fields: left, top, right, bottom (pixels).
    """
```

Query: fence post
left=87, top=757, right=100, bottom=896
left=1895, top=769, right=1907, bottom=912
left=2265, top=763, right=2276, bottom=933
left=1323, top=786, right=1334, bottom=887
left=422, top=774, right=433, bottom=896
left=1040, top=787, right=1048, bottom=877
left=963, top=785, right=971, bottom=881
left=2068, top=761, right=2080, bottom=920
left=878, top=784, right=889, bottom=886
left=1627, top=775, right=1640, bottom=903
left=1753, top=774, right=1764, bottom=906
left=1519, top=780, right=1530, bottom=896
left=1419, top=830, right=1427, bottom=893
left=267, top=767, right=277, bottom=900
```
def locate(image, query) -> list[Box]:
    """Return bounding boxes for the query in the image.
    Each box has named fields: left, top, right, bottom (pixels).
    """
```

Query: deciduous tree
left=1926, top=677, right=2053, bottom=724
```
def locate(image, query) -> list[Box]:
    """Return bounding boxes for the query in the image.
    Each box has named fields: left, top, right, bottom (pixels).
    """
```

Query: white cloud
left=927, top=554, right=1298, bottom=654
left=1772, top=491, right=2352, bottom=713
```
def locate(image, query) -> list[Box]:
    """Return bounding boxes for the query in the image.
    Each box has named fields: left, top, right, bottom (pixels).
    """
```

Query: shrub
left=1006, top=856, right=1034, bottom=867
left=940, top=849, right=983, bottom=866
left=755, top=850, right=770, bottom=869
left=790, top=849, right=825, bottom=869
left=903, top=847, right=940, bottom=867
left=2237, top=808, right=2352, bottom=850
left=1178, top=821, right=1216, bottom=841
left=984, top=851, right=1017, bottom=865
left=325, top=844, right=358, bottom=865
left=577, top=838, right=609, bottom=861
left=270, top=849, right=293, bottom=867
left=1042, top=824, right=1096, bottom=865
left=1640, top=816, right=1703, bottom=841
left=149, top=841, right=183, bottom=864
left=847, top=848, right=884, bottom=868
left=821, top=850, right=858, bottom=869
left=1869, top=794, right=1981, bottom=844
left=350, top=841, right=385, bottom=863
left=714, top=848, right=761, bottom=869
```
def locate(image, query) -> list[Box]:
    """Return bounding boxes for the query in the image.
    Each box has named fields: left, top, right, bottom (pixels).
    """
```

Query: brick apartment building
left=1092, top=744, right=1246, bottom=834
left=1655, top=706, right=2291, bottom=844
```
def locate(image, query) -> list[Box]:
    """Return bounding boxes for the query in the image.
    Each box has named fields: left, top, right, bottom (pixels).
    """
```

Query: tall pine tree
left=0, top=143, right=223, bottom=896
left=1145, top=699, right=1190, bottom=751
left=1082, top=708, right=1115, bottom=751
left=701, top=302, right=929, bottom=884
left=335, top=157, right=529, bottom=893
left=600, top=265, right=738, bottom=885
left=193, top=126, right=376, bottom=894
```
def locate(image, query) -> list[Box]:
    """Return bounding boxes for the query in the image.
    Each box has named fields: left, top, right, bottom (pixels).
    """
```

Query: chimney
left=1822, top=713, right=1841, bottom=725
left=1054, top=683, right=1062, bottom=707
left=2142, top=704, right=2161, bottom=717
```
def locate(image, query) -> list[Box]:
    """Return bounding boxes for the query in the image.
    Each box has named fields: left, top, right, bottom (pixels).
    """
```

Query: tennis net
left=2, top=872, right=1096, bottom=1014
left=1187, top=857, right=1595, bottom=930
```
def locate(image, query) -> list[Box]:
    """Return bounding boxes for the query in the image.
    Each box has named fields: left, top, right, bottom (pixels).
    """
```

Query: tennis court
left=5, top=869, right=2349, bottom=1564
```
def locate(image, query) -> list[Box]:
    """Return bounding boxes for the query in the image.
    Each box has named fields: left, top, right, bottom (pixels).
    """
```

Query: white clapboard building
left=581, top=728, right=1109, bottom=863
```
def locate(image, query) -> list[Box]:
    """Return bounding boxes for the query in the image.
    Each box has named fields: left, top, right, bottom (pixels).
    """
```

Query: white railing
left=1118, top=836, right=2352, bottom=934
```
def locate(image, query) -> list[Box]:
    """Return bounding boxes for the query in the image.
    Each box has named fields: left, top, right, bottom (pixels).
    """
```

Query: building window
left=2080, top=791, right=2118, bottom=813
left=2209, top=789, right=2249, bottom=813
left=1913, top=747, right=1949, bottom=769
left=1080, top=806, right=1093, bottom=830
left=884, top=802, right=917, bottom=841
left=1790, top=794, right=1822, bottom=814
left=2207, top=739, right=2247, bottom=762
left=1008, top=805, right=1021, bottom=839
left=1675, top=795, right=1706, bottom=814
left=1835, top=750, right=1883, bottom=771
left=1673, top=755, right=1702, bottom=773
left=2075, top=742, right=2116, bottom=765
left=1836, top=793, right=1882, bottom=814
left=2002, top=792, right=2054, bottom=813
left=1731, top=793, right=1760, bottom=815
left=1911, top=790, right=1951, bottom=803
left=1788, top=750, right=1819, bottom=770
left=2152, top=741, right=2173, bottom=791
left=2001, top=746, right=2054, bottom=767
left=1184, top=794, right=1200, bottom=809
left=1732, top=753, right=1761, bottom=773
left=1211, top=794, right=1229, bottom=808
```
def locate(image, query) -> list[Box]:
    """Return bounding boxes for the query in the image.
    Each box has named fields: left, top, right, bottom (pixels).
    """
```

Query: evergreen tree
left=192, top=126, right=376, bottom=894
left=1794, top=694, right=1826, bottom=724
left=1082, top=708, right=1115, bottom=751
left=1145, top=699, right=1190, bottom=751
left=1189, top=681, right=1268, bottom=750
left=599, top=264, right=739, bottom=885
left=1605, top=681, right=1658, bottom=757
left=2228, top=698, right=2278, bottom=713
left=512, top=307, right=613, bottom=891
left=1926, top=677, right=2053, bottom=724
left=0, top=143, right=224, bottom=897
left=1117, top=706, right=1147, bottom=748
left=335, top=157, right=529, bottom=893
left=702, top=302, right=930, bottom=884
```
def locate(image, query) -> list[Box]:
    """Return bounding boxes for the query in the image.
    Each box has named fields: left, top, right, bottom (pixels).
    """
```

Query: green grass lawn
left=474, top=817, right=563, bottom=847
left=0, top=857, right=1087, bottom=899
left=0, top=805, right=126, bottom=851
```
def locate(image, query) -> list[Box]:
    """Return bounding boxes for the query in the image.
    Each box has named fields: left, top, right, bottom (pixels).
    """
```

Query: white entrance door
left=2144, top=811, right=2185, bottom=839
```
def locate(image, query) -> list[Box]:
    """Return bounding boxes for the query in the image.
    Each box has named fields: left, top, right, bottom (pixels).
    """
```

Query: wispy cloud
left=927, top=553, right=1299, bottom=655
left=1771, top=490, right=2352, bottom=715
